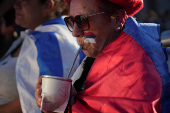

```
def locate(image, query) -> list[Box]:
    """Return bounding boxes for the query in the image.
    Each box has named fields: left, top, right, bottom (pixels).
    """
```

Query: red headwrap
left=64, top=0, right=143, bottom=16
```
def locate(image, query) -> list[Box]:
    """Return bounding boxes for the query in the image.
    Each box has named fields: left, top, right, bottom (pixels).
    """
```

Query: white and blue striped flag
left=16, top=17, right=85, bottom=113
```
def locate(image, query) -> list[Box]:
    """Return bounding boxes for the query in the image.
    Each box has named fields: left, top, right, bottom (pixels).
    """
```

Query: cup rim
left=42, top=75, right=72, bottom=82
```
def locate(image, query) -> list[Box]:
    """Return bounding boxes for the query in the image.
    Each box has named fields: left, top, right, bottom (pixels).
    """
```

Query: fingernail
left=37, top=88, right=41, bottom=93
left=38, top=98, right=42, bottom=102
left=36, top=88, right=39, bottom=92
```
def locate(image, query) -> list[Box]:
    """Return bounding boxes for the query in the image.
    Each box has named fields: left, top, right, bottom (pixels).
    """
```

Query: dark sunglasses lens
left=75, top=16, right=89, bottom=31
left=65, top=17, right=74, bottom=31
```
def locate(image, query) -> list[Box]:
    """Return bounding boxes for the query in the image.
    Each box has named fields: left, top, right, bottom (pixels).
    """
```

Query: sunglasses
left=64, top=12, right=105, bottom=32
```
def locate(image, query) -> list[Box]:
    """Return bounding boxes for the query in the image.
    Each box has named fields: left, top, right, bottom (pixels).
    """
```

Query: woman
left=35, top=0, right=170, bottom=112
left=0, top=0, right=83, bottom=113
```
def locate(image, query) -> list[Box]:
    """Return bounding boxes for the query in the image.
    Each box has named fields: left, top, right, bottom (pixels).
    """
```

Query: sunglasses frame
left=64, top=12, right=105, bottom=32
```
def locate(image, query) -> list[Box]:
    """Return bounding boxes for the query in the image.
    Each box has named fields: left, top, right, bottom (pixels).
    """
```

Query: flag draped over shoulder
left=70, top=17, right=169, bottom=113
left=16, top=17, right=85, bottom=113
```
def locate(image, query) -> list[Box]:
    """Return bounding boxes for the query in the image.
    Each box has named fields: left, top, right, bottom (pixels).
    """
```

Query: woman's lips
left=80, top=42, right=90, bottom=50
left=15, top=11, right=22, bottom=16
left=84, top=32, right=95, bottom=36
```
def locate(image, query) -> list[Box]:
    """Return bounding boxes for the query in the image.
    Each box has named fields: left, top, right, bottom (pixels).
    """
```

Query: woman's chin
left=82, top=50, right=96, bottom=58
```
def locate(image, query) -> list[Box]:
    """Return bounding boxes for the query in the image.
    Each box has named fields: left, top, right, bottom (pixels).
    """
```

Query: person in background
left=0, top=0, right=84, bottom=113
left=0, top=8, right=17, bottom=58
left=0, top=7, right=23, bottom=113
left=0, top=0, right=17, bottom=17
left=35, top=0, right=170, bottom=112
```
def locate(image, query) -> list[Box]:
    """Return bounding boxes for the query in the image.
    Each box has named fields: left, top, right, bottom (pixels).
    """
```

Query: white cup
left=40, top=75, right=72, bottom=111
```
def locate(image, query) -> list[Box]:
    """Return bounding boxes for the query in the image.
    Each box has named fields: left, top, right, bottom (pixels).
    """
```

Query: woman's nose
left=14, top=0, right=22, bottom=9
left=72, top=24, right=84, bottom=38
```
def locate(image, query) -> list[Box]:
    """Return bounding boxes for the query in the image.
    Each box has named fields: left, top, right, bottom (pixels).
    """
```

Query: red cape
left=70, top=31, right=162, bottom=113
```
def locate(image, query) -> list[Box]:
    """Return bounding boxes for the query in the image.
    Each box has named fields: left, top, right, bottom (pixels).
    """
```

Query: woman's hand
left=35, top=76, right=76, bottom=113
left=35, top=76, right=42, bottom=109
left=35, top=76, right=54, bottom=113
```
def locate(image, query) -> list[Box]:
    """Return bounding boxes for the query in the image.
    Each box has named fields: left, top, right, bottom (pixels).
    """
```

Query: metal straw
left=67, top=46, right=82, bottom=78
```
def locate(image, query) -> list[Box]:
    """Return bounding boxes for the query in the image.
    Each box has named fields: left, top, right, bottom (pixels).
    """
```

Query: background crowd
left=135, top=0, right=170, bottom=33
left=136, top=9, right=170, bottom=34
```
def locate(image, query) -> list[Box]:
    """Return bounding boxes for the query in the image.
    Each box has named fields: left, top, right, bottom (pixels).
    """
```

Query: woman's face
left=14, top=0, right=47, bottom=30
left=70, top=0, right=116, bottom=58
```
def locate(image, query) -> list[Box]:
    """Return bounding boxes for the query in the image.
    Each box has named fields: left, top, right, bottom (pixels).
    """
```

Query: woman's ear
left=43, top=0, right=55, bottom=16
left=112, top=10, right=127, bottom=32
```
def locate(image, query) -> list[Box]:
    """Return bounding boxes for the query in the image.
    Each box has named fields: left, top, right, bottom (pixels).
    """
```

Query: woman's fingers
left=35, top=76, right=43, bottom=108
left=36, top=83, right=42, bottom=94
left=38, top=76, right=43, bottom=84
left=35, top=88, right=42, bottom=108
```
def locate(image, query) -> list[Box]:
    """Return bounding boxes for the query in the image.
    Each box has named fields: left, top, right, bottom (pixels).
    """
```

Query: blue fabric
left=79, top=50, right=86, bottom=64
left=124, top=17, right=170, bottom=113
left=30, top=17, right=86, bottom=78
left=31, top=31, right=63, bottom=77
left=29, top=17, right=66, bottom=77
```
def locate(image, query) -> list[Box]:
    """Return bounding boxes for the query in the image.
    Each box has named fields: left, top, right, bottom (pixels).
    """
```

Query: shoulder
left=30, top=24, right=74, bottom=40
